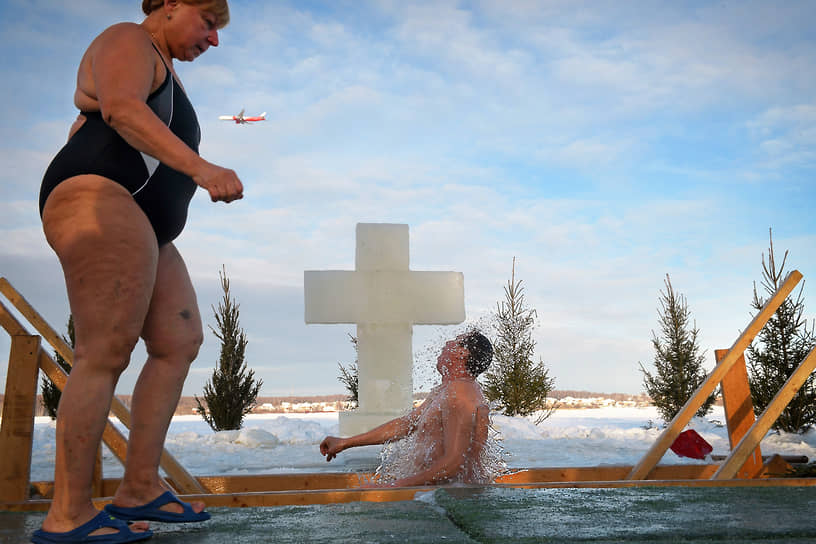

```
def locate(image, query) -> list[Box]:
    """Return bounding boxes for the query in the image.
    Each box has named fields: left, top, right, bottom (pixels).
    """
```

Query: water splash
left=373, top=410, right=508, bottom=485
left=412, top=313, right=498, bottom=393
left=389, top=314, right=507, bottom=485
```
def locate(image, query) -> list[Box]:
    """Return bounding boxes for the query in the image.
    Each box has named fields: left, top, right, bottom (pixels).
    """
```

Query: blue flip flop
left=104, top=491, right=211, bottom=523
left=31, top=510, right=152, bottom=543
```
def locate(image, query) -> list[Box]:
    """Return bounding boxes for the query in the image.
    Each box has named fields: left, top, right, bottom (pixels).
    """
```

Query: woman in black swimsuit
left=33, top=1, right=241, bottom=542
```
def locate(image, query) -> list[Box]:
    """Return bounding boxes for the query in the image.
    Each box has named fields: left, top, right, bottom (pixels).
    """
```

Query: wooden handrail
left=1, top=300, right=133, bottom=481
left=0, top=278, right=205, bottom=494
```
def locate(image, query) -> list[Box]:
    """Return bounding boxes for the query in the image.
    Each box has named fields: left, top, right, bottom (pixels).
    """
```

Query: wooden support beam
left=716, top=348, right=763, bottom=478
left=0, top=285, right=205, bottom=494
left=713, top=345, right=816, bottom=479
left=627, top=270, right=803, bottom=480
left=0, top=335, right=41, bottom=502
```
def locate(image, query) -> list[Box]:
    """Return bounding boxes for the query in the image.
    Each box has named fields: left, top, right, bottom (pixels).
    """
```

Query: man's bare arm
left=319, top=400, right=431, bottom=461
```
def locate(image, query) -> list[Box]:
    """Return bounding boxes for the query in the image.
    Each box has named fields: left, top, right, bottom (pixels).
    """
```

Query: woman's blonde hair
left=142, top=0, right=229, bottom=29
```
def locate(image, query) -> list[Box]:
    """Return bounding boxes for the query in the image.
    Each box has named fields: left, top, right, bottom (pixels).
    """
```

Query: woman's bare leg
left=40, top=175, right=157, bottom=535
left=112, top=243, right=206, bottom=514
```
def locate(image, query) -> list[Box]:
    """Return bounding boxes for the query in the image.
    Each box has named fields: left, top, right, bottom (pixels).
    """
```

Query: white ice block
left=304, top=223, right=465, bottom=435
left=304, top=271, right=464, bottom=324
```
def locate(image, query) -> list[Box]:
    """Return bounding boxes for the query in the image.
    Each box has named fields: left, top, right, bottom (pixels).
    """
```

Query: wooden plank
left=716, top=348, right=763, bottom=478
left=36, top=350, right=67, bottom=394
left=627, top=270, right=803, bottom=480
left=182, top=487, right=434, bottom=508
left=191, top=473, right=370, bottom=494
left=0, top=299, right=27, bottom=337
left=499, top=464, right=719, bottom=483
left=713, top=345, right=816, bottom=479
left=0, top=278, right=205, bottom=494
left=158, top=451, right=205, bottom=493
left=0, top=335, right=41, bottom=502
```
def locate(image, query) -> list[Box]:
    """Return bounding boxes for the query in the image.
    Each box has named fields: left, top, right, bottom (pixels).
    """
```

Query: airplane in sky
left=218, top=109, right=266, bottom=124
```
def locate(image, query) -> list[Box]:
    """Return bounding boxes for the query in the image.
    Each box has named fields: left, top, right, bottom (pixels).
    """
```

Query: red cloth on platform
left=670, top=429, right=713, bottom=460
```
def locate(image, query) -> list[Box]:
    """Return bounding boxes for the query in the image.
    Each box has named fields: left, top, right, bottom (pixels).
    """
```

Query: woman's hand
left=192, top=161, right=243, bottom=203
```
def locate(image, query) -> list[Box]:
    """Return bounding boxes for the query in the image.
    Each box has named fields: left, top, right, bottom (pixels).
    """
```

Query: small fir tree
left=337, top=334, right=359, bottom=409
left=639, top=274, right=715, bottom=423
left=746, top=230, right=816, bottom=433
left=41, top=315, right=74, bottom=419
left=195, top=266, right=263, bottom=431
left=483, top=258, right=555, bottom=421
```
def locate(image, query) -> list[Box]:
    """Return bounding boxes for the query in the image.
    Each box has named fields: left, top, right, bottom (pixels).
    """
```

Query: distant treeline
left=5, top=391, right=654, bottom=417
left=550, top=390, right=652, bottom=402
left=2, top=394, right=349, bottom=418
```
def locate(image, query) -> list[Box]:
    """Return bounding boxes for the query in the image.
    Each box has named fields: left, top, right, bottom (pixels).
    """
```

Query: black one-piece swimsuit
left=39, top=44, right=201, bottom=246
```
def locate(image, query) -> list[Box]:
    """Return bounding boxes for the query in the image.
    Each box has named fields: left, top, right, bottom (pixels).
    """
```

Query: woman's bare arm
left=81, top=23, right=242, bottom=202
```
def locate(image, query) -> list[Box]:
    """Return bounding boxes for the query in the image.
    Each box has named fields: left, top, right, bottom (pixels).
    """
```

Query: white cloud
left=1, top=0, right=815, bottom=397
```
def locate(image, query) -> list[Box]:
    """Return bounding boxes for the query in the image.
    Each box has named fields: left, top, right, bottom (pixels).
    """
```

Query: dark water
left=3, top=486, right=816, bottom=543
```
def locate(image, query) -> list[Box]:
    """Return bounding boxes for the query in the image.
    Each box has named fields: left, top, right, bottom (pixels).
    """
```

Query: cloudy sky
left=1, top=0, right=814, bottom=398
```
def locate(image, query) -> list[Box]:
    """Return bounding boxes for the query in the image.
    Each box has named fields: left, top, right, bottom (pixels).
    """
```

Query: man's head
left=437, top=330, right=493, bottom=379
left=460, top=330, right=493, bottom=377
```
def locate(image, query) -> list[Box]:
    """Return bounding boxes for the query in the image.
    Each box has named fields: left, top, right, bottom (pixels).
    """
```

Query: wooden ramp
left=627, top=270, right=816, bottom=481
left=1, top=273, right=815, bottom=512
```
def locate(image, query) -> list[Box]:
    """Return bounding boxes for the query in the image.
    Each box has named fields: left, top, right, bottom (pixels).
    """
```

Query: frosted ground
left=29, top=405, right=816, bottom=481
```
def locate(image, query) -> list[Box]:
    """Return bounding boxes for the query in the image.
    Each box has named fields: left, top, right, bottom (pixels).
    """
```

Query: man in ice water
left=319, top=330, right=494, bottom=487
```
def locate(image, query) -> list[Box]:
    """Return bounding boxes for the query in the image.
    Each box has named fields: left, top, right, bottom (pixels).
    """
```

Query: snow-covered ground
left=28, top=405, right=816, bottom=481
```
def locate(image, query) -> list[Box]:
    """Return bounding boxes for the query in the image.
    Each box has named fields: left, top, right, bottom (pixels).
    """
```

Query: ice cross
left=304, top=223, right=464, bottom=435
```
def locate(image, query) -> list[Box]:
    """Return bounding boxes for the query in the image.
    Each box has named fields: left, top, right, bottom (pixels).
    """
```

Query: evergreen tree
left=746, top=230, right=816, bottom=433
left=337, top=334, right=358, bottom=409
left=195, top=266, right=263, bottom=431
left=483, top=258, right=555, bottom=421
left=640, top=275, right=715, bottom=423
left=41, top=315, right=74, bottom=419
